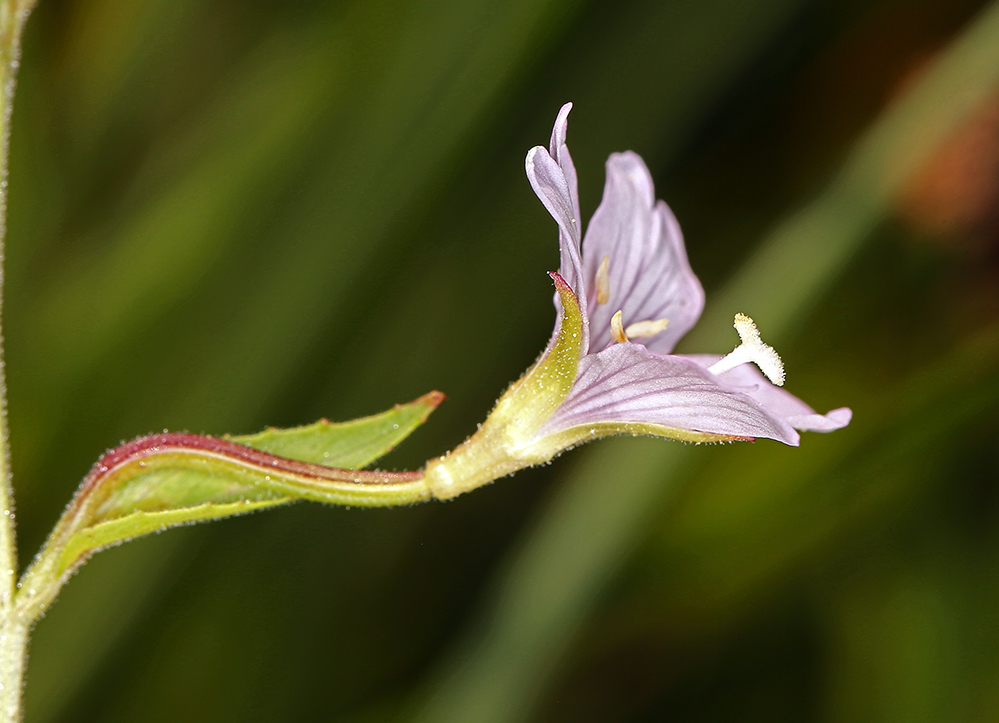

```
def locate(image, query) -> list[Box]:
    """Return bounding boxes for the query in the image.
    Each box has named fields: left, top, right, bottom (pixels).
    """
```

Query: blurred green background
left=5, top=0, right=999, bottom=720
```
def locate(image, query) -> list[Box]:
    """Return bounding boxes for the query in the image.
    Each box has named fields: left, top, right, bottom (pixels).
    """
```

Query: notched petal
left=526, top=145, right=584, bottom=296
left=549, top=102, right=581, bottom=226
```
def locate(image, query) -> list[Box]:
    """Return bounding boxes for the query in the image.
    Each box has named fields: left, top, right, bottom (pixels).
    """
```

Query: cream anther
left=708, top=313, right=785, bottom=386
left=596, top=255, right=610, bottom=304
left=610, top=311, right=670, bottom=343
left=610, top=310, right=629, bottom=343
left=625, top=317, right=669, bottom=338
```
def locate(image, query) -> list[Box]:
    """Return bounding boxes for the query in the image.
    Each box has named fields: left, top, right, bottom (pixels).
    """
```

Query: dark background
left=6, top=0, right=999, bottom=720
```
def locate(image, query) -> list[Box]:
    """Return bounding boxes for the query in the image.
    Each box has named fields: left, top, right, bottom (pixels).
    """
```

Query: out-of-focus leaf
left=17, top=393, right=441, bottom=620
left=34, top=26, right=341, bottom=383
left=693, top=0, right=999, bottom=343
left=654, top=322, right=999, bottom=617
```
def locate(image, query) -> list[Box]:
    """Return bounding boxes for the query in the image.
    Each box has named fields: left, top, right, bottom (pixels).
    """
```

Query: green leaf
left=57, top=500, right=279, bottom=582
left=231, top=390, right=444, bottom=467
left=17, top=392, right=443, bottom=619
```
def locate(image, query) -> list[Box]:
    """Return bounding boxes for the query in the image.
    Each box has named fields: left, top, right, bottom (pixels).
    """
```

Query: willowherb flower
left=425, top=103, right=850, bottom=499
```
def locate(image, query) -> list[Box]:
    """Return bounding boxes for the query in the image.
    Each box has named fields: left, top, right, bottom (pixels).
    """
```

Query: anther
left=708, top=313, right=785, bottom=386
left=625, top=317, right=669, bottom=338
left=596, top=255, right=610, bottom=304
left=610, top=310, right=629, bottom=343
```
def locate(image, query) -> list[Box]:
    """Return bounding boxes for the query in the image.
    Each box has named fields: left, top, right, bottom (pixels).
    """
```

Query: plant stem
left=0, top=1, right=37, bottom=721
left=0, top=620, right=25, bottom=723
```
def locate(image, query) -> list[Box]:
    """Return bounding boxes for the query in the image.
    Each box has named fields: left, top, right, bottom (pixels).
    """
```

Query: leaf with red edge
left=19, top=393, right=442, bottom=614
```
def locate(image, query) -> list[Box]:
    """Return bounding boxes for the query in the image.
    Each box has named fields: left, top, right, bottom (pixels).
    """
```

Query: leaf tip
left=416, top=390, right=447, bottom=410
left=400, top=391, right=447, bottom=422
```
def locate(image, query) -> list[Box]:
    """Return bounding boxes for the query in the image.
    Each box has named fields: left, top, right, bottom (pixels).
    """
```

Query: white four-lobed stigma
left=708, top=313, right=785, bottom=386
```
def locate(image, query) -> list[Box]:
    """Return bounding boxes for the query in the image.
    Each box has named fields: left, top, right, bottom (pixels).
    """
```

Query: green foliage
left=18, top=394, right=441, bottom=621
left=231, top=391, right=444, bottom=468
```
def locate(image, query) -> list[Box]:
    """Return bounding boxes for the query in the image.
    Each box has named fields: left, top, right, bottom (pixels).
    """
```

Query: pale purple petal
left=682, top=354, right=853, bottom=432
left=527, top=105, right=590, bottom=353
left=549, top=102, right=581, bottom=228
left=537, top=343, right=800, bottom=445
left=581, top=152, right=704, bottom=354
left=526, top=146, right=585, bottom=312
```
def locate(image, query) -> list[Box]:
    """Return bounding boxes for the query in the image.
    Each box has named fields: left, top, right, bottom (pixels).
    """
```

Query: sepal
left=425, top=273, right=584, bottom=498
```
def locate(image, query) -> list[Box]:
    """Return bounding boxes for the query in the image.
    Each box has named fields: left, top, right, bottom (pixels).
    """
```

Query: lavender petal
left=538, top=343, right=801, bottom=445
left=682, top=354, right=853, bottom=432
left=548, top=102, right=581, bottom=228
left=581, top=152, right=704, bottom=354
left=526, top=145, right=584, bottom=310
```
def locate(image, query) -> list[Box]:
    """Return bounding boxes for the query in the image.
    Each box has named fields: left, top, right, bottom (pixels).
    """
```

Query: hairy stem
left=0, top=620, right=25, bottom=723
left=0, top=1, right=37, bottom=720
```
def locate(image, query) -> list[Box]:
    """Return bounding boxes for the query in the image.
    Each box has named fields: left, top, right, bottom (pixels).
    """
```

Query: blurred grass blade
left=17, top=393, right=441, bottom=620
left=692, top=0, right=999, bottom=345
left=410, top=3, right=999, bottom=722
left=657, top=322, right=999, bottom=619
left=34, top=25, right=341, bottom=383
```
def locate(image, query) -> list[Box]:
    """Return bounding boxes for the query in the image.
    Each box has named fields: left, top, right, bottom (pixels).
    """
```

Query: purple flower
left=425, top=103, right=849, bottom=499
left=527, top=102, right=850, bottom=443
